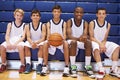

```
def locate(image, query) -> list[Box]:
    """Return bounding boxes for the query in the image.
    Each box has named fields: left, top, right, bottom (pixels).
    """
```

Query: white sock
left=70, top=56, right=76, bottom=65
left=85, top=56, right=91, bottom=66
left=96, top=62, right=103, bottom=69
left=112, top=61, right=118, bottom=70
left=25, top=57, right=31, bottom=64
left=38, top=58, right=43, bottom=64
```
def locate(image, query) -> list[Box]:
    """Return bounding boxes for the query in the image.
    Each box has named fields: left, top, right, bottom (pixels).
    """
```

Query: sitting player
left=40, top=5, right=69, bottom=77
left=89, top=8, right=120, bottom=78
left=67, top=7, right=94, bottom=78
left=24, top=9, right=46, bottom=74
left=0, top=9, right=26, bottom=73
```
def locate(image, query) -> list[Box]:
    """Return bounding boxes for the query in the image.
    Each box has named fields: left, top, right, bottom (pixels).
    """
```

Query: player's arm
left=36, top=23, right=46, bottom=44
left=46, top=22, right=51, bottom=40
left=5, top=23, right=12, bottom=44
left=26, top=24, right=33, bottom=44
left=101, top=23, right=111, bottom=45
left=66, top=19, right=79, bottom=40
left=83, top=21, right=88, bottom=36
left=79, top=21, right=88, bottom=42
left=89, top=21, right=101, bottom=45
left=63, top=21, right=67, bottom=40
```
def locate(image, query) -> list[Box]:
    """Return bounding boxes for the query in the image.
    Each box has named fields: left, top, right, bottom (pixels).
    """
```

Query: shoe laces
left=42, top=67, right=48, bottom=73
left=63, top=67, right=69, bottom=74
left=25, top=63, right=31, bottom=70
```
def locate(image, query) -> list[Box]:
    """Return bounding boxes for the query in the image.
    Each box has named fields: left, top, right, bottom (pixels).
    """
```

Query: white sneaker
left=109, top=67, right=120, bottom=78
left=40, top=66, right=48, bottom=76
left=63, top=67, right=69, bottom=77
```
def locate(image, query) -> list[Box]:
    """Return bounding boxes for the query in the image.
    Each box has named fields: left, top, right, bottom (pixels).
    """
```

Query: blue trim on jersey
left=32, top=22, right=40, bottom=31
left=52, top=19, right=61, bottom=25
left=96, top=19, right=105, bottom=28
left=14, top=21, right=23, bottom=28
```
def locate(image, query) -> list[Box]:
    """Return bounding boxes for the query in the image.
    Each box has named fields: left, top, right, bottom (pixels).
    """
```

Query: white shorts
left=67, top=40, right=85, bottom=55
left=92, top=41, right=119, bottom=58
left=45, top=40, right=63, bottom=55
left=24, top=41, right=44, bottom=48
left=1, top=37, right=24, bottom=52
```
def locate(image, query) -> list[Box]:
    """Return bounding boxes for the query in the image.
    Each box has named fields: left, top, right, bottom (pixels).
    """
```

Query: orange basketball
left=48, top=33, right=63, bottom=47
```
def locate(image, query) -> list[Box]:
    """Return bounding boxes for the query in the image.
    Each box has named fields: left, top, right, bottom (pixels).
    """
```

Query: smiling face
left=31, top=10, right=41, bottom=22
left=74, top=7, right=84, bottom=21
left=14, top=9, right=24, bottom=22
left=31, top=13, right=40, bottom=22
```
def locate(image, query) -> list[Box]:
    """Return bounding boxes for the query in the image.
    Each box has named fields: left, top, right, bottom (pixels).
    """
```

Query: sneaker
left=24, top=63, right=32, bottom=74
left=63, top=67, right=69, bottom=77
left=98, top=67, right=105, bottom=75
left=40, top=66, right=48, bottom=76
left=98, top=67, right=105, bottom=78
left=84, top=65, right=95, bottom=78
left=0, top=64, right=7, bottom=73
left=109, top=67, right=120, bottom=78
left=19, top=65, right=25, bottom=73
left=36, top=64, right=42, bottom=74
left=70, top=65, right=77, bottom=78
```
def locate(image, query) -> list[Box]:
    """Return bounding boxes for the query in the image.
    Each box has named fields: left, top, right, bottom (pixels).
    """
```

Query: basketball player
left=89, top=8, right=120, bottom=78
left=67, top=7, right=94, bottom=78
left=40, top=5, right=69, bottom=77
left=24, top=9, right=46, bottom=74
left=0, top=9, right=26, bottom=73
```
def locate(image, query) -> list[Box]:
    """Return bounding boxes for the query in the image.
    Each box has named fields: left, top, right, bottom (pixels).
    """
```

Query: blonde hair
left=14, top=9, right=24, bottom=16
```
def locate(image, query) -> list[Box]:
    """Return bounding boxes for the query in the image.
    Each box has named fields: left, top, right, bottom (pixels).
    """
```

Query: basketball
left=48, top=33, right=63, bottom=47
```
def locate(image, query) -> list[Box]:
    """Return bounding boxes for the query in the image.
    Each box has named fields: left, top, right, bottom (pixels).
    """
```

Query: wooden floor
left=0, top=70, right=119, bottom=80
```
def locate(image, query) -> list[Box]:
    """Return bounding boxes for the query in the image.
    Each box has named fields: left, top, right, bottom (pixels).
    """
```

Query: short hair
left=52, top=5, right=62, bottom=12
left=96, top=8, right=107, bottom=14
left=31, top=9, right=41, bottom=16
left=74, top=6, right=84, bottom=13
left=14, top=9, right=24, bottom=16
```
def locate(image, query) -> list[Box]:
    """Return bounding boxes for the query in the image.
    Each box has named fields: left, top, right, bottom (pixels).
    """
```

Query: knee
left=17, top=46, right=24, bottom=51
left=84, top=40, right=92, bottom=49
left=0, top=45, right=6, bottom=51
left=70, top=40, right=77, bottom=45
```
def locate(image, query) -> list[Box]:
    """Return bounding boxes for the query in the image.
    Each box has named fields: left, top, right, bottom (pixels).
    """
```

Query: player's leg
left=24, top=42, right=32, bottom=74
left=92, top=41, right=105, bottom=75
left=62, top=41, right=70, bottom=77
left=0, top=44, right=7, bottom=73
left=106, top=42, right=120, bottom=78
left=68, top=40, right=78, bottom=78
left=40, top=42, right=49, bottom=76
left=36, top=45, right=43, bottom=74
left=17, top=45, right=25, bottom=73
left=84, top=39, right=95, bottom=78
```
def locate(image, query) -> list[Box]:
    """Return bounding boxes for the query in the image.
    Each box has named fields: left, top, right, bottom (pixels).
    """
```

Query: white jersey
left=29, top=22, right=42, bottom=41
left=10, top=21, right=25, bottom=39
left=71, top=18, right=84, bottom=38
left=93, top=19, right=108, bottom=42
left=50, top=19, right=64, bottom=36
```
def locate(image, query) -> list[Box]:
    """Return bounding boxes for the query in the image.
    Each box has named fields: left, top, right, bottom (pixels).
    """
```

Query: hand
left=79, top=35, right=87, bottom=42
left=31, top=42, right=37, bottom=49
left=99, top=43, right=106, bottom=53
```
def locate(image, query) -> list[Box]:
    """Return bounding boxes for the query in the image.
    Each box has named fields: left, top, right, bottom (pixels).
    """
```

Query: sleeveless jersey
left=29, top=22, right=42, bottom=41
left=71, top=18, right=84, bottom=38
left=50, top=19, right=64, bottom=36
left=93, top=19, right=108, bottom=42
left=10, top=21, right=25, bottom=38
